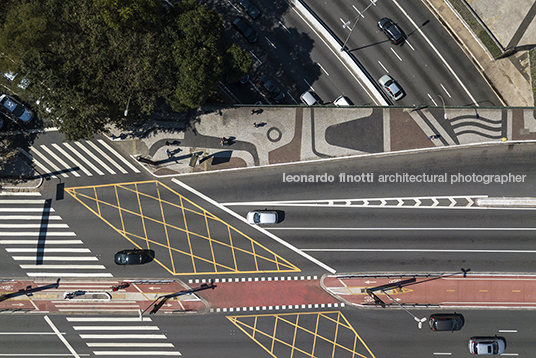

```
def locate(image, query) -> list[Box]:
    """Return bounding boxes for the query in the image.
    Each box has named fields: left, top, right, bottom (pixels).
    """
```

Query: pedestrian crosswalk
left=19, top=138, right=141, bottom=179
left=66, top=316, right=182, bottom=356
left=0, top=194, right=112, bottom=278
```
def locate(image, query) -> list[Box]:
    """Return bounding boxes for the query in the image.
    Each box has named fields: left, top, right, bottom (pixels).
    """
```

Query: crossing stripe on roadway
left=63, top=142, right=105, bottom=175
left=51, top=143, right=93, bottom=176
left=97, top=139, right=141, bottom=173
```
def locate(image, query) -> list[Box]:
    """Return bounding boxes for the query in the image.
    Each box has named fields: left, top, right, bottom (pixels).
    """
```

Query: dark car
left=0, top=94, right=34, bottom=123
left=232, top=17, right=258, bottom=43
left=428, top=313, right=465, bottom=331
left=378, top=17, right=406, bottom=44
left=114, top=249, right=153, bottom=265
left=258, top=75, right=285, bottom=103
left=237, top=0, right=261, bottom=20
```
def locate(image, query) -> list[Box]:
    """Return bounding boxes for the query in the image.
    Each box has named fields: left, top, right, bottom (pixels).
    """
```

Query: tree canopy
left=0, top=0, right=251, bottom=141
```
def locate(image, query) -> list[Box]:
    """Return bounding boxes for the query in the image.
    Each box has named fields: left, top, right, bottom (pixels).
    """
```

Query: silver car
left=468, top=336, right=506, bottom=355
left=378, top=74, right=405, bottom=101
left=247, top=210, right=278, bottom=225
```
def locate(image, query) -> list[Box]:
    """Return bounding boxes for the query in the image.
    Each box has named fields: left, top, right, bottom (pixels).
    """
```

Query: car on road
left=232, top=17, right=258, bottom=43
left=247, top=210, right=278, bottom=225
left=258, top=75, right=285, bottom=103
left=428, top=313, right=465, bottom=331
left=237, top=0, right=261, bottom=20
left=378, top=74, right=405, bottom=101
left=468, top=336, right=506, bottom=355
left=300, top=91, right=320, bottom=106
left=0, top=94, right=34, bottom=123
left=114, top=249, right=153, bottom=265
left=378, top=17, right=406, bottom=45
left=334, top=95, right=353, bottom=107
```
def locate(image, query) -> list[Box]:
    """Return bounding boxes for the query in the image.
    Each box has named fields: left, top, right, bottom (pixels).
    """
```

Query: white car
left=469, top=336, right=506, bottom=355
left=0, top=94, right=34, bottom=123
left=247, top=210, right=278, bottom=225
left=378, top=74, right=405, bottom=101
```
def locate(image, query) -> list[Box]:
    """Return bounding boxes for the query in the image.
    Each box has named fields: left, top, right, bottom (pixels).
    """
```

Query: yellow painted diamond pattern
left=227, top=311, right=376, bottom=358
left=65, top=181, right=299, bottom=275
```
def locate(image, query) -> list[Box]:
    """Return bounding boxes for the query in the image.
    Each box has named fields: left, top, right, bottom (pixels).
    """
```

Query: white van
left=300, top=91, right=319, bottom=106
left=334, top=96, right=353, bottom=106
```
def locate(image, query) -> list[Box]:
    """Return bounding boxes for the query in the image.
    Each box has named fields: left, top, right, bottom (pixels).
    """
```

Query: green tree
left=0, top=0, right=252, bottom=141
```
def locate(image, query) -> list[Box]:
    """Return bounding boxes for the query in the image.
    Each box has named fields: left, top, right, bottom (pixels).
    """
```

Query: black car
left=237, top=0, right=261, bottom=20
left=428, top=313, right=465, bottom=331
left=378, top=17, right=406, bottom=44
left=258, top=75, right=285, bottom=103
left=232, top=17, right=258, bottom=43
left=114, top=249, right=153, bottom=265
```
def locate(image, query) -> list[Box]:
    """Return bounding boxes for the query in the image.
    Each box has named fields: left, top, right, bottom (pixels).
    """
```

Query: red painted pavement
left=322, top=274, right=536, bottom=308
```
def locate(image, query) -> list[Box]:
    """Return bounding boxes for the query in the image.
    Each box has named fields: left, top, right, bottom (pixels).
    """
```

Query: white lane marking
left=64, top=142, right=105, bottom=175
left=67, top=317, right=150, bottom=322
left=7, top=248, right=91, bottom=252
left=0, top=240, right=83, bottom=244
left=433, top=354, right=452, bottom=356
left=86, top=141, right=127, bottom=174
left=440, top=83, right=452, bottom=98
left=0, top=231, right=75, bottom=236
left=20, top=265, right=106, bottom=269
left=265, top=36, right=276, bottom=49
left=44, top=315, right=81, bottom=358
left=428, top=93, right=438, bottom=106
left=390, top=47, right=402, bottom=61
left=88, top=343, right=174, bottom=347
left=74, top=326, right=159, bottom=330
left=0, top=199, right=46, bottom=204
left=13, top=256, right=98, bottom=261
left=18, top=148, right=57, bottom=179
left=52, top=143, right=92, bottom=176
left=172, top=178, right=336, bottom=273
left=0, top=191, right=41, bottom=196
left=0, top=208, right=54, bottom=212
left=392, top=0, right=478, bottom=105
left=317, top=62, right=330, bottom=76
left=302, top=248, right=536, bottom=253
left=273, top=227, right=536, bottom=231
left=498, top=330, right=517, bottom=333
left=40, top=145, right=81, bottom=177
left=28, top=273, right=113, bottom=277
left=378, top=60, right=389, bottom=73
left=500, top=354, right=519, bottom=356
left=75, top=142, right=116, bottom=174
left=80, top=334, right=167, bottom=339
left=31, top=147, right=70, bottom=178
left=0, top=223, right=69, bottom=228
left=0, top=215, right=62, bottom=220
left=92, top=352, right=181, bottom=356
left=97, top=139, right=140, bottom=173
left=406, top=40, right=415, bottom=51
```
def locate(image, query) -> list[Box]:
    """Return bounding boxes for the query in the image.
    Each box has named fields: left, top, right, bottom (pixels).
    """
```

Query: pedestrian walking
left=165, top=148, right=171, bottom=157
left=221, top=137, right=227, bottom=146
left=252, top=122, right=259, bottom=128
left=251, top=109, right=255, bottom=115
left=428, top=134, right=441, bottom=140
left=165, top=141, right=170, bottom=146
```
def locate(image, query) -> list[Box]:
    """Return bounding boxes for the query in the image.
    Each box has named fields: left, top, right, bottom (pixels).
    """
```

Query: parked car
left=334, top=95, right=353, bottom=107
left=378, top=17, right=406, bottom=44
left=469, top=336, right=506, bottom=355
left=0, top=94, right=34, bottom=123
left=232, top=17, right=258, bottom=43
left=428, top=313, right=465, bottom=331
left=247, top=210, right=278, bottom=225
left=237, top=0, right=261, bottom=20
left=378, top=74, right=405, bottom=101
left=300, top=91, right=320, bottom=106
left=258, top=75, right=285, bottom=103
left=114, top=249, right=153, bottom=265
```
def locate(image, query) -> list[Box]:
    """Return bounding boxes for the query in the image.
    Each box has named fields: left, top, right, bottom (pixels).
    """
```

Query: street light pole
left=438, top=94, right=447, bottom=120
left=124, top=94, right=132, bottom=117
left=340, top=0, right=378, bottom=52
left=381, top=290, right=427, bottom=329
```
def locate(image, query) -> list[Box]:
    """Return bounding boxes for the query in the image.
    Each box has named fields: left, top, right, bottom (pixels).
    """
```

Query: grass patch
left=447, top=0, right=503, bottom=59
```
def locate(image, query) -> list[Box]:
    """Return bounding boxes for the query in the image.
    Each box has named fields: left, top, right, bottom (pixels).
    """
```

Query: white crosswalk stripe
left=25, top=138, right=142, bottom=178
left=66, top=317, right=182, bottom=356
left=0, top=196, right=112, bottom=278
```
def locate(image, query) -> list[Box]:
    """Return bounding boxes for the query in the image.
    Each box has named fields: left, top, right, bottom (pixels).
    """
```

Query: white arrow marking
left=380, top=200, right=387, bottom=206
left=415, top=199, right=422, bottom=207
left=431, top=198, right=439, bottom=207
left=397, top=199, right=404, bottom=207
left=148, top=287, right=161, bottom=290
left=364, top=280, right=377, bottom=284
left=449, top=198, right=457, bottom=207
left=466, top=197, right=474, bottom=207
